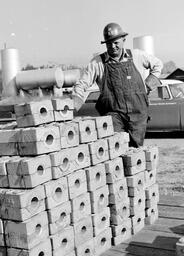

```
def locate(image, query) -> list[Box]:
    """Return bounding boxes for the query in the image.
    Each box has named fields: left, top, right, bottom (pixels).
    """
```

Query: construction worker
left=73, top=23, right=163, bottom=147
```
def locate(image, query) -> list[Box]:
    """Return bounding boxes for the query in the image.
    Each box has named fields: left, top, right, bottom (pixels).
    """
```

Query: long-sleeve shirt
left=73, top=48, right=163, bottom=101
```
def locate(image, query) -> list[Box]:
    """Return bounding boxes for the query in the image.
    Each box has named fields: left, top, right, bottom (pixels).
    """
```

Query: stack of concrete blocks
left=0, top=97, right=160, bottom=256
left=122, top=146, right=159, bottom=236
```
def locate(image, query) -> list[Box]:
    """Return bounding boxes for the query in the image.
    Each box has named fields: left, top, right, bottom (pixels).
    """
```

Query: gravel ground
left=144, top=134, right=184, bottom=195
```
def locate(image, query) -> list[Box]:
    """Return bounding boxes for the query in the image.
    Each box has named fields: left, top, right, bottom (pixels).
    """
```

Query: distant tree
left=22, top=64, right=37, bottom=71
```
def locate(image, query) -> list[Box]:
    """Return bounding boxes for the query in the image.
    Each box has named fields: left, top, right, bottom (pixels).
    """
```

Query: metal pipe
left=15, top=67, right=64, bottom=90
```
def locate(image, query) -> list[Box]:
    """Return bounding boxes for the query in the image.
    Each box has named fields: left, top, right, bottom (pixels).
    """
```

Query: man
left=73, top=23, right=163, bottom=147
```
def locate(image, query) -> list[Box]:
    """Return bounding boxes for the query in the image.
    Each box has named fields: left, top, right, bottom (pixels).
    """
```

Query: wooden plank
left=145, top=217, right=184, bottom=235
left=159, top=194, right=184, bottom=207
left=158, top=205, right=184, bottom=219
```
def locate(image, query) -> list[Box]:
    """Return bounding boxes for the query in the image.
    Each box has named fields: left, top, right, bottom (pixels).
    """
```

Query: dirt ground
left=144, top=134, right=184, bottom=196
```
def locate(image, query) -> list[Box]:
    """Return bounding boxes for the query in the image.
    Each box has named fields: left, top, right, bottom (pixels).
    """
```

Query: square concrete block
left=58, top=122, right=79, bottom=149
left=94, top=227, right=112, bottom=256
left=67, top=169, right=87, bottom=199
left=105, top=157, right=124, bottom=184
left=18, top=125, right=60, bottom=156
left=0, top=157, right=10, bottom=187
left=145, top=183, right=159, bottom=200
left=75, top=239, right=95, bottom=256
left=7, top=238, right=52, bottom=256
left=110, top=199, right=130, bottom=225
left=5, top=211, right=49, bottom=249
left=122, top=148, right=146, bottom=176
left=52, top=97, right=74, bottom=111
left=48, top=200, right=71, bottom=235
left=88, top=138, right=109, bottom=165
left=143, top=145, right=159, bottom=162
left=145, top=205, right=159, bottom=225
left=144, top=168, right=157, bottom=188
left=92, top=207, right=110, bottom=236
left=15, top=99, right=54, bottom=127
left=127, top=171, right=145, bottom=194
left=130, top=192, right=146, bottom=216
left=0, top=185, right=45, bottom=221
left=71, top=192, right=91, bottom=223
left=72, top=144, right=91, bottom=171
left=111, top=218, right=132, bottom=245
left=85, top=163, right=106, bottom=191
left=51, top=225, right=74, bottom=254
left=74, top=117, right=97, bottom=143
left=107, top=132, right=129, bottom=159
left=90, top=185, right=109, bottom=214
left=73, top=216, right=93, bottom=247
left=44, top=177, right=68, bottom=209
left=93, top=116, right=114, bottom=139
left=50, top=148, right=75, bottom=179
left=7, top=155, right=52, bottom=188
left=109, top=179, right=128, bottom=204
left=131, top=212, right=145, bottom=235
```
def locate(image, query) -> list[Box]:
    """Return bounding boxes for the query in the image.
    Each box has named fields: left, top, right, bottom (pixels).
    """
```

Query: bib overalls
left=96, top=49, right=149, bottom=148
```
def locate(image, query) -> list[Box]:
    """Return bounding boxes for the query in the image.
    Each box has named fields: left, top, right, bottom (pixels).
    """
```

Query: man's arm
left=72, top=55, right=102, bottom=110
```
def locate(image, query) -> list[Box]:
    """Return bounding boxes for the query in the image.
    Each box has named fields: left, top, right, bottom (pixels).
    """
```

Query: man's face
left=106, top=37, right=125, bottom=58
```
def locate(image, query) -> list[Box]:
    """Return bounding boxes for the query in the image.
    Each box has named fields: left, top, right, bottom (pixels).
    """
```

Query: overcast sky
left=0, top=0, right=184, bottom=68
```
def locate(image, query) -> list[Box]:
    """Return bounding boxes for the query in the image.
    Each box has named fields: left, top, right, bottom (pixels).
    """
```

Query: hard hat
left=101, top=23, right=128, bottom=44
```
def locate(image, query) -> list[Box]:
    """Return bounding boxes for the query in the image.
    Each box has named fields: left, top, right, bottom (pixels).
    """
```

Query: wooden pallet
left=101, top=193, right=184, bottom=256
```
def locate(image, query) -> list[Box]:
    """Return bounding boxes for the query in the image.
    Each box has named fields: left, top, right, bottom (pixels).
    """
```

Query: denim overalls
left=95, top=49, right=149, bottom=147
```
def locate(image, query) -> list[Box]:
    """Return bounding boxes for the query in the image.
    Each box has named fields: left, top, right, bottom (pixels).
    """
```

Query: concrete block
left=75, top=239, right=95, bottom=256
left=144, top=168, right=157, bottom=188
left=50, top=148, right=75, bottom=179
left=44, top=177, right=68, bottom=209
left=18, top=125, right=60, bottom=156
left=122, top=148, right=146, bottom=176
left=107, top=132, right=129, bottom=159
left=7, top=155, right=52, bottom=188
left=73, top=216, right=93, bottom=247
left=0, top=247, right=6, bottom=256
left=85, top=163, right=106, bottom=191
left=127, top=171, right=145, bottom=196
left=145, top=183, right=159, bottom=200
left=48, top=200, right=71, bottom=235
left=143, top=145, right=159, bottom=162
left=15, top=100, right=54, bottom=127
left=131, top=212, right=145, bottom=235
left=52, top=97, right=74, bottom=111
left=145, top=205, right=158, bottom=225
left=72, top=144, right=91, bottom=170
left=74, top=117, right=97, bottom=143
left=0, top=157, right=9, bottom=187
left=50, top=225, right=74, bottom=254
left=93, top=116, right=114, bottom=139
left=176, top=236, right=184, bottom=256
left=109, top=179, right=128, bottom=204
left=130, top=192, right=146, bottom=216
left=67, top=169, right=87, bottom=199
left=88, top=138, right=109, bottom=165
left=0, top=185, right=45, bottom=221
left=92, top=207, right=110, bottom=236
left=7, top=238, right=52, bottom=256
left=5, top=211, right=49, bottom=249
left=0, top=129, right=20, bottom=156
left=58, top=122, right=79, bottom=149
left=105, top=157, right=124, bottom=184
left=110, top=199, right=130, bottom=225
left=94, top=227, right=112, bottom=256
left=71, top=192, right=91, bottom=223
left=90, top=185, right=109, bottom=214
left=111, top=218, right=132, bottom=245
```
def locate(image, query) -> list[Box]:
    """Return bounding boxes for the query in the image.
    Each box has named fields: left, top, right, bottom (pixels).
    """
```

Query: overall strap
left=100, top=53, right=106, bottom=64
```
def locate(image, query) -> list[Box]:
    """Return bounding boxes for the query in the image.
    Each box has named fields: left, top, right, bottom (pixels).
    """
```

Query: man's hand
left=73, top=95, right=84, bottom=111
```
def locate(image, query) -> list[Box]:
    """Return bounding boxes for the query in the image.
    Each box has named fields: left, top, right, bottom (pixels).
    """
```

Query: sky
left=0, top=0, right=184, bottom=68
